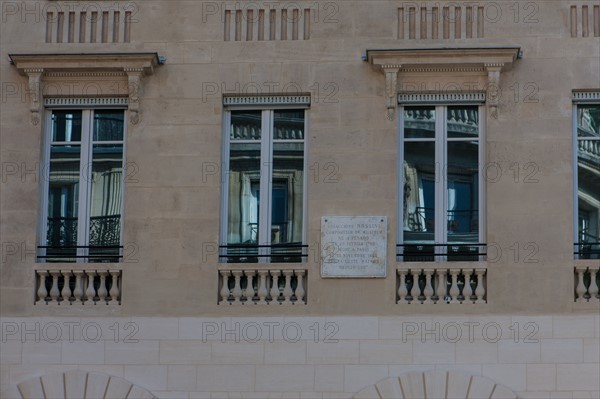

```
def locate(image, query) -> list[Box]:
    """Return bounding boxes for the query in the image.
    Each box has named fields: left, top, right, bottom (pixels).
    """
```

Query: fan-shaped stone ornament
left=17, top=370, right=155, bottom=399
left=354, top=370, right=518, bottom=399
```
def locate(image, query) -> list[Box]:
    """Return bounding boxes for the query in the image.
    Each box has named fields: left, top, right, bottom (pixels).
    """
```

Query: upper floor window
left=398, top=102, right=485, bottom=262
left=38, top=107, right=126, bottom=262
left=220, top=96, right=308, bottom=263
left=573, top=94, right=600, bottom=259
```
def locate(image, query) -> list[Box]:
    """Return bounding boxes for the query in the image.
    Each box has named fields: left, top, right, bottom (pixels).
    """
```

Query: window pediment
left=366, top=47, right=521, bottom=119
left=9, top=52, right=160, bottom=125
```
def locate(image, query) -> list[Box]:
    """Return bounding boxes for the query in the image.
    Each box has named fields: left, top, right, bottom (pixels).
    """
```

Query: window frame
left=572, top=96, right=600, bottom=259
left=37, top=105, right=128, bottom=263
left=397, top=103, right=486, bottom=262
left=220, top=103, right=309, bottom=263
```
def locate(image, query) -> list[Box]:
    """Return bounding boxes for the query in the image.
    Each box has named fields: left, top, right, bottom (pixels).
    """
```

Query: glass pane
left=271, top=142, right=304, bottom=262
left=447, top=106, right=479, bottom=138
left=274, top=110, right=305, bottom=140
left=403, top=141, right=436, bottom=243
left=227, top=142, right=261, bottom=249
left=447, top=141, right=479, bottom=244
left=89, top=144, right=123, bottom=262
left=577, top=139, right=600, bottom=259
left=231, top=111, right=262, bottom=140
left=94, top=110, right=124, bottom=141
left=577, top=105, right=600, bottom=138
left=46, top=145, right=81, bottom=259
left=404, top=107, right=435, bottom=139
left=51, top=111, right=82, bottom=142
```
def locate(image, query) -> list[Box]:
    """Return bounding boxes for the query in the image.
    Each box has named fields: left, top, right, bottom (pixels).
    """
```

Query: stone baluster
left=269, top=271, right=281, bottom=303
left=475, top=268, right=486, bottom=303
left=37, top=271, right=48, bottom=303
left=414, top=270, right=425, bottom=302
left=73, top=271, right=84, bottom=303
left=85, top=271, right=96, bottom=304
left=257, top=270, right=268, bottom=304
left=588, top=268, right=599, bottom=300
left=220, top=270, right=231, bottom=303
left=423, top=269, right=434, bottom=304
left=448, top=269, right=460, bottom=303
left=282, top=270, right=294, bottom=304
left=406, top=270, right=414, bottom=303
left=97, top=271, right=108, bottom=303
left=435, top=269, right=446, bottom=303
left=49, top=271, right=60, bottom=303
left=397, top=269, right=408, bottom=303
left=61, top=270, right=72, bottom=304
left=575, top=267, right=588, bottom=302
left=294, top=270, right=306, bottom=303
left=244, top=271, right=258, bottom=303
left=231, top=271, right=243, bottom=303
left=462, top=269, right=474, bottom=303
left=109, top=270, right=120, bottom=304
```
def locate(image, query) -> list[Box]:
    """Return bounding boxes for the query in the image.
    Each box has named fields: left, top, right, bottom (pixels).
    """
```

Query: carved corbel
left=381, top=64, right=401, bottom=120
left=125, top=68, right=144, bottom=125
left=24, top=69, right=43, bottom=125
left=485, top=63, right=503, bottom=119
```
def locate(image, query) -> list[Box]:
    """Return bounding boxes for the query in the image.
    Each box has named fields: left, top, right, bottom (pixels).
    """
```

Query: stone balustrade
left=575, top=265, right=600, bottom=302
left=35, top=269, right=121, bottom=305
left=219, top=269, right=306, bottom=305
left=397, top=266, right=486, bottom=304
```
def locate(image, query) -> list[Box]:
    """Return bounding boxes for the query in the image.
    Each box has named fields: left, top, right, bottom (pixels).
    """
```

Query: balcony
left=35, top=268, right=122, bottom=306
left=397, top=265, right=487, bottom=304
left=219, top=268, right=307, bottom=305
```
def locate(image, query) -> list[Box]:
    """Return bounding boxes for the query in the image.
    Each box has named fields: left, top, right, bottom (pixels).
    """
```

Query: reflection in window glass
left=224, top=109, right=306, bottom=263
left=52, top=111, right=82, bottom=142
left=404, top=107, right=435, bottom=139
left=447, top=141, right=479, bottom=243
left=576, top=105, right=600, bottom=259
left=94, top=110, right=124, bottom=141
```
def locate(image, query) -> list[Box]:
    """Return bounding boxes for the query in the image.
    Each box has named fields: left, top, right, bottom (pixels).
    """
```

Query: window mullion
left=77, top=110, right=93, bottom=261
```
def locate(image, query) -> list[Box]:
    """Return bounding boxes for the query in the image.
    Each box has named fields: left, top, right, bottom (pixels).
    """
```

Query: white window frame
left=220, top=99, right=309, bottom=263
left=397, top=102, right=486, bottom=262
left=37, top=102, right=128, bottom=262
left=572, top=92, right=600, bottom=258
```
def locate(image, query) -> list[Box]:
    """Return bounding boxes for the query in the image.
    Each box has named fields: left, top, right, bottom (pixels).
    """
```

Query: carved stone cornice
left=9, top=53, right=160, bottom=125
left=366, top=47, right=521, bottom=119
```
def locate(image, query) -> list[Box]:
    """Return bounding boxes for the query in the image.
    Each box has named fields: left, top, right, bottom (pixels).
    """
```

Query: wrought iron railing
left=397, top=243, right=486, bottom=262
left=219, top=243, right=308, bottom=263
left=574, top=242, right=600, bottom=259
left=40, top=215, right=121, bottom=262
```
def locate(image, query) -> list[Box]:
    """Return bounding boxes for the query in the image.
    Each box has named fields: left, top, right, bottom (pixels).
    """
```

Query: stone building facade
left=0, top=1, right=599, bottom=398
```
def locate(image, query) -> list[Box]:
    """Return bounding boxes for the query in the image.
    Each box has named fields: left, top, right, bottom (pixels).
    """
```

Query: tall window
left=38, top=109, right=126, bottom=262
left=574, top=101, right=600, bottom=259
left=221, top=107, right=307, bottom=262
left=399, top=104, right=484, bottom=261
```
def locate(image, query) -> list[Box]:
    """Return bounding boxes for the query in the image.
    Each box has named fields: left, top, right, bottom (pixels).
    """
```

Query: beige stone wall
left=0, top=0, right=598, bottom=314
left=1, top=316, right=599, bottom=398
left=1, top=2, right=600, bottom=396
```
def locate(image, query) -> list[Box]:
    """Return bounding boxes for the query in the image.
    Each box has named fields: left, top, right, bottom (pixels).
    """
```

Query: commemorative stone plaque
left=321, top=216, right=387, bottom=278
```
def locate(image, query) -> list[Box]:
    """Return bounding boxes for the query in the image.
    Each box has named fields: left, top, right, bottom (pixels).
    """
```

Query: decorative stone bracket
left=10, top=53, right=160, bottom=125
left=366, top=47, right=520, bottom=119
